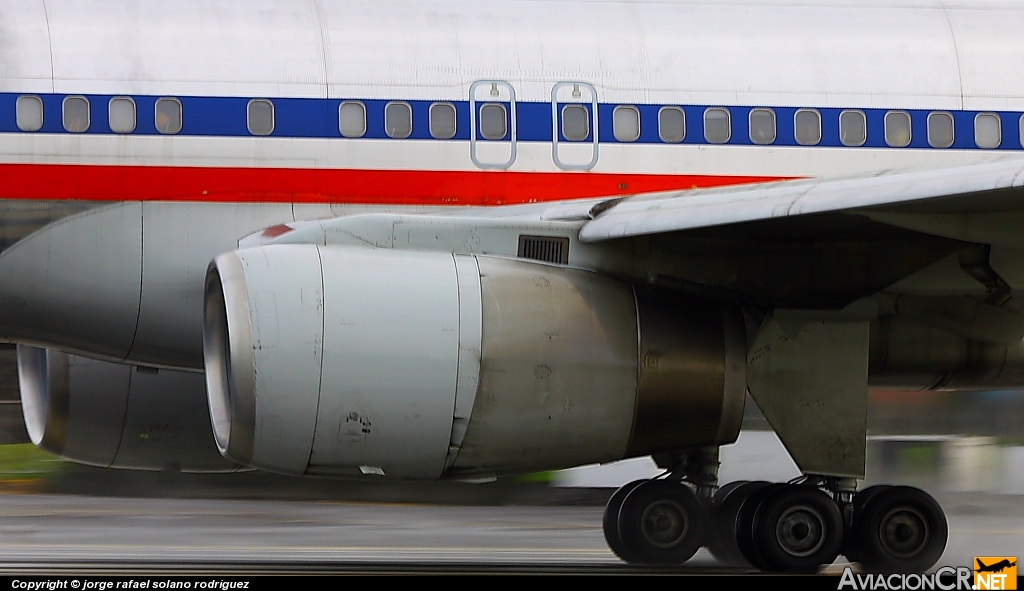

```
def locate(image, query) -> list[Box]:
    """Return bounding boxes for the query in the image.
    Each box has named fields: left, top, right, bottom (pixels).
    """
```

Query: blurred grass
left=897, top=444, right=940, bottom=474
left=0, top=443, right=65, bottom=481
left=515, top=471, right=556, bottom=484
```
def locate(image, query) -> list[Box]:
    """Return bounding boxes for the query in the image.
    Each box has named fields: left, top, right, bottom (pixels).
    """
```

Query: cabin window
left=974, top=113, right=1001, bottom=149
left=704, top=108, right=730, bottom=144
left=155, top=98, right=182, bottom=134
left=16, top=95, right=43, bottom=132
left=385, top=101, right=412, bottom=139
left=749, top=108, right=776, bottom=145
left=885, top=111, right=911, bottom=147
left=839, top=110, right=866, bottom=146
left=339, top=101, right=366, bottom=138
left=429, top=102, right=456, bottom=139
left=247, top=99, right=274, bottom=136
left=108, top=97, right=136, bottom=134
left=479, top=103, right=507, bottom=140
left=658, top=107, right=685, bottom=143
left=794, top=109, right=821, bottom=146
left=561, top=105, right=589, bottom=141
left=62, top=96, right=90, bottom=133
left=927, top=112, right=954, bottom=148
left=613, top=105, right=640, bottom=142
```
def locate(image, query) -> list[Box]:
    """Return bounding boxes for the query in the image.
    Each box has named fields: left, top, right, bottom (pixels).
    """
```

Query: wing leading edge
left=578, top=159, right=1024, bottom=244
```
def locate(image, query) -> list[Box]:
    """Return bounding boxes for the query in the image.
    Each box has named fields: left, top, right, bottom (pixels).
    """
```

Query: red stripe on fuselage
left=0, top=163, right=786, bottom=204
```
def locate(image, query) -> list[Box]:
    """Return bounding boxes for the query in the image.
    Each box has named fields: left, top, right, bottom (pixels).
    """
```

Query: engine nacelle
left=17, top=346, right=240, bottom=472
left=204, top=245, right=746, bottom=479
left=870, top=314, right=1024, bottom=390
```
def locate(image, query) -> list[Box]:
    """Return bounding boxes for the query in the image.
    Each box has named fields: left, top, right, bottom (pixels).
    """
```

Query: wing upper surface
left=578, top=159, right=1024, bottom=243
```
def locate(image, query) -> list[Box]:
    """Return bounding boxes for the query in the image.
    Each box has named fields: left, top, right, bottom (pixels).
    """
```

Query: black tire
left=617, top=480, right=705, bottom=565
left=706, top=480, right=758, bottom=567
left=855, top=486, right=948, bottom=573
left=736, top=483, right=784, bottom=571
left=751, top=484, right=844, bottom=573
left=844, top=485, right=893, bottom=563
left=603, top=479, right=647, bottom=563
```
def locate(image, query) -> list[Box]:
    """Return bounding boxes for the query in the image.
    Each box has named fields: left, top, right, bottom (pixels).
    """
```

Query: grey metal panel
left=0, top=201, right=101, bottom=253
left=866, top=210, right=1024, bottom=250
left=625, top=292, right=746, bottom=457
left=236, top=245, right=324, bottom=474
left=747, top=318, right=870, bottom=478
left=0, top=203, right=142, bottom=361
left=453, top=257, right=638, bottom=476
left=990, top=246, right=1024, bottom=289
left=130, top=203, right=293, bottom=370
left=453, top=254, right=482, bottom=424
left=893, top=294, right=1024, bottom=345
left=718, top=307, right=748, bottom=445
left=868, top=314, right=1024, bottom=391
left=17, top=345, right=236, bottom=472
left=16, top=345, right=49, bottom=446
left=63, top=353, right=131, bottom=466
left=279, top=213, right=590, bottom=267
left=309, top=247, right=459, bottom=479
left=628, top=291, right=724, bottom=455
left=204, top=253, right=256, bottom=462
left=113, top=367, right=236, bottom=472
left=446, top=254, right=482, bottom=467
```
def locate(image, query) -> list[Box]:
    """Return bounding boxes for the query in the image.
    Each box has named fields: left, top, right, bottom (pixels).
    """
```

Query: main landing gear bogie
left=603, top=477, right=948, bottom=573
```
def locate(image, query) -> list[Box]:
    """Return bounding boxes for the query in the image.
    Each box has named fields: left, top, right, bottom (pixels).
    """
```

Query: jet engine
left=204, top=245, right=747, bottom=479
left=17, top=346, right=240, bottom=472
left=869, top=311, right=1024, bottom=390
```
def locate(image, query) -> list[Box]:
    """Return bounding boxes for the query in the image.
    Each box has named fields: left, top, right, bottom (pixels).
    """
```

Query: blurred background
left=0, top=336, right=1020, bottom=572
left=556, top=390, right=1024, bottom=496
left=1, top=346, right=1021, bottom=503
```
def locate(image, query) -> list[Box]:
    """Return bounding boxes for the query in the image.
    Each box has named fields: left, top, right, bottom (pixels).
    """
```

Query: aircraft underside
left=4, top=190, right=1022, bottom=572
left=6, top=0, right=1024, bottom=574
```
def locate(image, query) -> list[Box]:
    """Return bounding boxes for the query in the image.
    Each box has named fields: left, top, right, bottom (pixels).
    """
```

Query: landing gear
left=740, top=484, right=845, bottom=572
left=603, top=449, right=713, bottom=565
left=603, top=479, right=706, bottom=564
left=618, top=480, right=705, bottom=564
left=707, top=480, right=769, bottom=567
left=603, top=469, right=948, bottom=573
left=850, top=486, right=948, bottom=573
left=602, top=479, right=646, bottom=562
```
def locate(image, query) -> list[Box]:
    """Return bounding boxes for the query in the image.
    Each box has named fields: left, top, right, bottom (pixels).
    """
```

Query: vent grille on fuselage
left=517, top=235, right=570, bottom=265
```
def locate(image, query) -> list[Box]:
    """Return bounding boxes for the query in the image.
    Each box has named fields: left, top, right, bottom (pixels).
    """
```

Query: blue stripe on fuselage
left=0, top=92, right=1020, bottom=151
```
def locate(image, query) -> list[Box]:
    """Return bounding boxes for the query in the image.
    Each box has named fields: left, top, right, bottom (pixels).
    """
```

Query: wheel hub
left=880, top=506, right=929, bottom=558
left=641, top=500, right=689, bottom=549
left=775, top=504, right=826, bottom=557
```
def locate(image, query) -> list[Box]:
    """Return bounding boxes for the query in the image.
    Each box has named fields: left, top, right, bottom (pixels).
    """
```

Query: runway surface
left=0, top=493, right=1020, bottom=574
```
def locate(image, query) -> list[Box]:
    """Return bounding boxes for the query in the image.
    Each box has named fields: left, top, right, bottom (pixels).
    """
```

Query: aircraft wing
left=577, top=159, right=1024, bottom=243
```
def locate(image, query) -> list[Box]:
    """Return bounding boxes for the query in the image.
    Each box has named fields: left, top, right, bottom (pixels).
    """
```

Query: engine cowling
left=870, top=313, right=1024, bottom=390
left=17, top=346, right=240, bottom=472
left=204, top=245, right=746, bottom=479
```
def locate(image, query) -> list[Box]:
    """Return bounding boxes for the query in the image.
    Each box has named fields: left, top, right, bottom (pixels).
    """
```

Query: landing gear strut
left=603, top=457, right=948, bottom=572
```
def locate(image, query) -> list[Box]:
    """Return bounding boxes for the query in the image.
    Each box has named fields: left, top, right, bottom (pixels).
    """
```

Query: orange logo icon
left=974, top=557, right=1017, bottom=590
